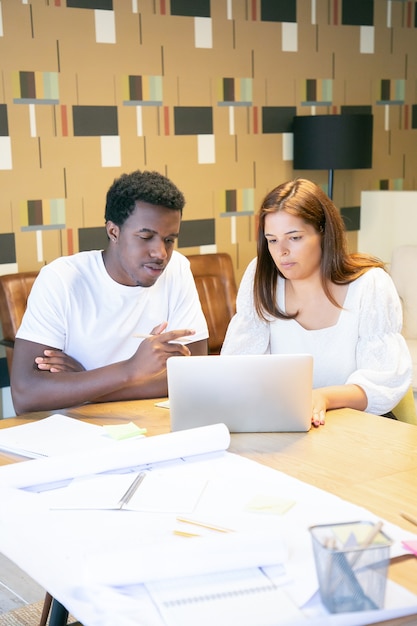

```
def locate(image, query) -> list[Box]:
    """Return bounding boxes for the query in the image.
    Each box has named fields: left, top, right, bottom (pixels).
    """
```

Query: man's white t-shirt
left=17, top=250, right=208, bottom=370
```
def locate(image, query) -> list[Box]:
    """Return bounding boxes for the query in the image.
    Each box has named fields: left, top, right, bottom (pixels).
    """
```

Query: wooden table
left=1, top=400, right=417, bottom=625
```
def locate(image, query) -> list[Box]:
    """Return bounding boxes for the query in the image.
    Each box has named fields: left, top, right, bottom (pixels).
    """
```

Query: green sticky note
left=103, top=422, right=147, bottom=441
left=245, top=494, right=295, bottom=515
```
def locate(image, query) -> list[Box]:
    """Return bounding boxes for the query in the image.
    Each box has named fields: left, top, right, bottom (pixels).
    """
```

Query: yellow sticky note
left=333, top=523, right=385, bottom=547
left=245, top=494, right=295, bottom=515
left=102, top=422, right=147, bottom=440
left=155, top=400, right=170, bottom=409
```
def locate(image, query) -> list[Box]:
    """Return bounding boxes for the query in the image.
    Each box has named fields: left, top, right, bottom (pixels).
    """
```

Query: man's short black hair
left=105, top=170, right=185, bottom=226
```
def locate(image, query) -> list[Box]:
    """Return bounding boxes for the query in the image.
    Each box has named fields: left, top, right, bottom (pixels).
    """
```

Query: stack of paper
left=0, top=414, right=118, bottom=458
left=1, top=422, right=417, bottom=626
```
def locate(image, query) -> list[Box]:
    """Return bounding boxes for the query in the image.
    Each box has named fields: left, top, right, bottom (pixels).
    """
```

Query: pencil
left=173, top=530, right=201, bottom=538
left=400, top=511, right=417, bottom=528
left=176, top=516, right=234, bottom=533
left=117, top=471, right=146, bottom=510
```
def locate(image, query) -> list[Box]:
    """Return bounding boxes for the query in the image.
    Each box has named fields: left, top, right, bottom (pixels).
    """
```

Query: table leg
left=39, top=591, right=52, bottom=626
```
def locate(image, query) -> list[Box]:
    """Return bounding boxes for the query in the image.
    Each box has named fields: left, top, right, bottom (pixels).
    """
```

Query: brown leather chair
left=187, top=253, right=237, bottom=354
left=0, top=271, right=38, bottom=374
left=0, top=271, right=58, bottom=624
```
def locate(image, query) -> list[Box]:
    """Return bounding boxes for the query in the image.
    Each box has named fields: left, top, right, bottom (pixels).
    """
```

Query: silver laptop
left=167, top=354, right=313, bottom=433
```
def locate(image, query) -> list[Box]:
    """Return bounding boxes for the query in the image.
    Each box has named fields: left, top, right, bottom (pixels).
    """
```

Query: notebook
left=167, top=354, right=313, bottom=433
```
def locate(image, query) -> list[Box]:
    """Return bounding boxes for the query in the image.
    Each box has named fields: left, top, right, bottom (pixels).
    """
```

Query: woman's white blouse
left=221, top=258, right=412, bottom=415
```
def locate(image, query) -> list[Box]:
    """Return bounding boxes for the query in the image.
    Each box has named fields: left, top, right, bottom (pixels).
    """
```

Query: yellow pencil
left=400, top=511, right=417, bottom=528
left=176, top=516, right=234, bottom=533
left=173, top=530, right=200, bottom=538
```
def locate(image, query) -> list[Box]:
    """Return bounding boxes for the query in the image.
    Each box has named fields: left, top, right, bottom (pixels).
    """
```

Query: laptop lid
left=167, top=354, right=313, bottom=433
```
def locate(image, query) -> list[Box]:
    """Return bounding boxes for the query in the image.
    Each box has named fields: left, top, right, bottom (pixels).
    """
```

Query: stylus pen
left=117, top=471, right=146, bottom=510
left=132, top=333, right=194, bottom=344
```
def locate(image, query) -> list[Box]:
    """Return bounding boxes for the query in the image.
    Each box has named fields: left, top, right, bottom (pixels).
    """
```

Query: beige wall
left=0, top=0, right=416, bottom=287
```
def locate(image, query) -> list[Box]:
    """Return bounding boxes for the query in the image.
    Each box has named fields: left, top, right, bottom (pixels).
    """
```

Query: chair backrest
left=186, top=253, right=237, bottom=354
left=393, top=385, right=417, bottom=425
left=390, top=245, right=417, bottom=340
left=0, top=271, right=38, bottom=373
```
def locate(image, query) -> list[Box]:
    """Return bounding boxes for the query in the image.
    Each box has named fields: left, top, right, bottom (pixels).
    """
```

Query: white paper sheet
left=0, top=422, right=231, bottom=488
left=85, top=531, right=288, bottom=585
left=146, top=567, right=303, bottom=626
left=1, top=434, right=417, bottom=626
left=45, top=469, right=208, bottom=513
left=79, top=453, right=417, bottom=593
left=0, top=414, right=116, bottom=458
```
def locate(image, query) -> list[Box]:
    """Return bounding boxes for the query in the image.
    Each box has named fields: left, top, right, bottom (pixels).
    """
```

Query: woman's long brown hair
left=254, top=179, right=385, bottom=321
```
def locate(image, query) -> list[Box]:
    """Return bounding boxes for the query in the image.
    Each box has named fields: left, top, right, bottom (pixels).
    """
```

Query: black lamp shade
left=293, top=114, right=373, bottom=170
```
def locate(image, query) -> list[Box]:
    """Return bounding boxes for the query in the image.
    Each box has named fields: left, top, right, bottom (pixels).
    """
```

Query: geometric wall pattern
left=0, top=234, right=16, bottom=265
left=1, top=0, right=417, bottom=408
left=20, top=199, right=66, bottom=230
left=0, top=0, right=417, bottom=279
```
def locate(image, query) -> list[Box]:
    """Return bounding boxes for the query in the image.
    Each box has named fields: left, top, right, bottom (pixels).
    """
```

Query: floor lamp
left=292, top=114, right=373, bottom=200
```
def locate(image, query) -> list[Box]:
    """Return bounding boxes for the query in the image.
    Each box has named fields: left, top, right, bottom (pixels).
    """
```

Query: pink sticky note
left=402, top=540, right=417, bottom=556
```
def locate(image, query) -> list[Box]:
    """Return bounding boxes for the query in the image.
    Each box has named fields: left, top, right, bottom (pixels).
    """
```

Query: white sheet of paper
left=44, top=470, right=207, bottom=513
left=0, top=422, right=231, bottom=489
left=1, top=442, right=417, bottom=626
left=0, top=414, right=115, bottom=458
left=146, top=567, right=303, bottom=626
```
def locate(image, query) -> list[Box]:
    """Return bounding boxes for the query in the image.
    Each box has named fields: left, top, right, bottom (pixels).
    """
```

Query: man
left=11, top=170, right=208, bottom=414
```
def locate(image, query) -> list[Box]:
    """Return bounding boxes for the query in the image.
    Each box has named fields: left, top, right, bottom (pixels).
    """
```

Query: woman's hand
left=311, top=384, right=368, bottom=427
left=311, top=389, right=327, bottom=427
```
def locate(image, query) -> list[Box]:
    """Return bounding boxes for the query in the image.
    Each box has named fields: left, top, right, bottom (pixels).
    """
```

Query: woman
left=221, top=179, right=412, bottom=426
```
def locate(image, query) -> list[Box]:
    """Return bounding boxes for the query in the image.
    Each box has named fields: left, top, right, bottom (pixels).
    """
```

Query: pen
left=400, top=511, right=417, bottom=528
left=117, top=471, right=146, bottom=510
left=176, top=516, right=234, bottom=533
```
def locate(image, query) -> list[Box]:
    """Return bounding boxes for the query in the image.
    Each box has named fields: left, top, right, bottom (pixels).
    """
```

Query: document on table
left=78, top=450, right=417, bottom=626
left=0, top=422, right=231, bottom=489
left=143, top=568, right=417, bottom=626
left=44, top=469, right=208, bottom=513
left=145, top=567, right=303, bottom=626
left=1, top=424, right=417, bottom=626
left=0, top=414, right=120, bottom=458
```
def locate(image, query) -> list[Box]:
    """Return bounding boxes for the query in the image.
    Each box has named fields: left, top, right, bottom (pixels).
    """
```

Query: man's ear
left=106, top=221, right=120, bottom=242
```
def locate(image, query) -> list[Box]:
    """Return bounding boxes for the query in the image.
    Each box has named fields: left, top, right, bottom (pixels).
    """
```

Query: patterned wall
left=1, top=0, right=417, bottom=410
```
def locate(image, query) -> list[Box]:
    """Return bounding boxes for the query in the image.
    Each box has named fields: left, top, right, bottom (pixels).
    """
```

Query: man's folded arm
left=11, top=336, right=207, bottom=415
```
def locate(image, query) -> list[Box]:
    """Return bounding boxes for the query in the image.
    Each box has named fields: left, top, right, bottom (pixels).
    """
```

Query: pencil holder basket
left=309, top=521, right=392, bottom=614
